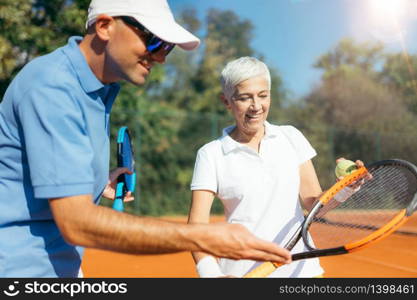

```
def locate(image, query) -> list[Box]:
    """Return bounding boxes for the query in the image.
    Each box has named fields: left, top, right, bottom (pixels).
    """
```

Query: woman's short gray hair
left=220, top=57, right=271, bottom=100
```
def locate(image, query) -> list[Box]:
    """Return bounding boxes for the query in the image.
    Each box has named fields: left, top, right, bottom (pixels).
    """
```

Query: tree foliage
left=288, top=38, right=417, bottom=187
left=0, top=0, right=88, bottom=95
left=380, top=53, right=417, bottom=115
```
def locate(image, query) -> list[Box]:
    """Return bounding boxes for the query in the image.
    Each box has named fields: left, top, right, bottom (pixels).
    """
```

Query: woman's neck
left=230, top=125, right=265, bottom=152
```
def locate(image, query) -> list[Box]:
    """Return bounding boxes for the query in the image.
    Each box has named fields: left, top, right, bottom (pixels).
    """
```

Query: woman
left=188, top=57, right=355, bottom=278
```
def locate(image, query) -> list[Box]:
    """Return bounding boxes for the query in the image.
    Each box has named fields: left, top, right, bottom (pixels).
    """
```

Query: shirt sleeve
left=17, top=84, right=95, bottom=199
left=283, top=126, right=317, bottom=165
left=190, top=146, right=218, bottom=193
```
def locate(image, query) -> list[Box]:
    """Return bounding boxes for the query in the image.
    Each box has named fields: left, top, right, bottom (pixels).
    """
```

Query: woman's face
left=223, top=75, right=271, bottom=136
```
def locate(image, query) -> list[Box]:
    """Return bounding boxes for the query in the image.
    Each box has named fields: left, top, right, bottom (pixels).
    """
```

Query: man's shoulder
left=22, top=47, right=75, bottom=84
left=5, top=48, right=83, bottom=112
left=9, top=49, right=81, bottom=107
left=16, top=48, right=77, bottom=87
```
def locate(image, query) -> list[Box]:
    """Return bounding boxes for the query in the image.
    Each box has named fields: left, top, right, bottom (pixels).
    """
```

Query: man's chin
left=126, top=76, right=146, bottom=86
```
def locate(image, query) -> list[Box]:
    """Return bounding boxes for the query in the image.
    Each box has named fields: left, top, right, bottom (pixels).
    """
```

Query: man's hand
left=196, top=223, right=292, bottom=264
left=101, top=167, right=134, bottom=201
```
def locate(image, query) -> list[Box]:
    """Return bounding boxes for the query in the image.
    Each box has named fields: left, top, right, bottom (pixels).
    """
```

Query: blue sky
left=170, top=0, right=417, bottom=98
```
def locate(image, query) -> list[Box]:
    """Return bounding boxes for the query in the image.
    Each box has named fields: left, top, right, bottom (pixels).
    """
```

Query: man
left=0, top=0, right=290, bottom=277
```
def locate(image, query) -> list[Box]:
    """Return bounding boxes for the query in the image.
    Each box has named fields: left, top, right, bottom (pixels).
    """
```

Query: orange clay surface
left=81, top=215, right=417, bottom=278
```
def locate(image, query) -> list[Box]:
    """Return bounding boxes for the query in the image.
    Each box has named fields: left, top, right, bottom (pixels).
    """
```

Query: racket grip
left=112, top=182, right=125, bottom=212
left=243, top=261, right=282, bottom=278
left=112, top=198, right=124, bottom=212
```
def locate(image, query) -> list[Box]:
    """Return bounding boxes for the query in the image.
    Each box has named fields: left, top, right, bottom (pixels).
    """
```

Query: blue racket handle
left=126, top=172, right=136, bottom=193
left=112, top=182, right=125, bottom=212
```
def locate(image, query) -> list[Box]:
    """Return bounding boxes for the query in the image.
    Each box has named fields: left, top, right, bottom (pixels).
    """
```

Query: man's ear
left=94, top=14, right=116, bottom=42
left=220, top=93, right=231, bottom=110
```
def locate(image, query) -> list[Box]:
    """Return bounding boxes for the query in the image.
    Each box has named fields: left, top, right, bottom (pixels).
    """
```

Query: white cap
left=86, top=0, right=200, bottom=50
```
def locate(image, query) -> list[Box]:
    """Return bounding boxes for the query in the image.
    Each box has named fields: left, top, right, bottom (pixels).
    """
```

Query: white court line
left=349, top=255, right=417, bottom=274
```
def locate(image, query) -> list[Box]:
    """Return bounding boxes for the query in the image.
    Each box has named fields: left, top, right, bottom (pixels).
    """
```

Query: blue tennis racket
left=112, top=127, right=136, bottom=212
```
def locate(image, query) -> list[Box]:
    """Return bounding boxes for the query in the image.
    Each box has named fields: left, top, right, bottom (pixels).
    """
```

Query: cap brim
left=132, top=15, right=200, bottom=51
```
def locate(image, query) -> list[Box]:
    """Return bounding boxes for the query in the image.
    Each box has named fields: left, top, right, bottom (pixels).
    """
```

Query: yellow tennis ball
left=335, top=160, right=357, bottom=178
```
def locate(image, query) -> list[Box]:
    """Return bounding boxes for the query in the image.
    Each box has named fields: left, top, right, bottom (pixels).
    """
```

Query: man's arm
left=49, top=195, right=291, bottom=262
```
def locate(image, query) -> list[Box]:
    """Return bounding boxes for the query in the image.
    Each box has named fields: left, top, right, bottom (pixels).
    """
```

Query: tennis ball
left=335, top=159, right=357, bottom=178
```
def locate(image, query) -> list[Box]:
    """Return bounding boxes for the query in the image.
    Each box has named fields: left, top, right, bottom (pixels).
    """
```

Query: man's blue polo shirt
left=0, top=36, right=120, bottom=277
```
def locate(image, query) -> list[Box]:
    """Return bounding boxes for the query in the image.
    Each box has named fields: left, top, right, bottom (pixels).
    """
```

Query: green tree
left=314, top=38, right=384, bottom=79
left=292, top=39, right=417, bottom=188
left=380, top=53, right=417, bottom=115
left=0, top=0, right=88, bottom=97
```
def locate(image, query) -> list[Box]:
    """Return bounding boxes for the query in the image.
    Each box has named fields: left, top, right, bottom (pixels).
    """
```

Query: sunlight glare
left=367, top=0, right=410, bottom=44
left=369, top=0, right=407, bottom=20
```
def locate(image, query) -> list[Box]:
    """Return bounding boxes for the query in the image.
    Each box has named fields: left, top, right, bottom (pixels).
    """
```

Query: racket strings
left=309, top=165, right=417, bottom=249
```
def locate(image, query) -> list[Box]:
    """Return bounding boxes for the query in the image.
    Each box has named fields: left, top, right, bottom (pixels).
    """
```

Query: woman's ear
left=220, top=93, right=231, bottom=110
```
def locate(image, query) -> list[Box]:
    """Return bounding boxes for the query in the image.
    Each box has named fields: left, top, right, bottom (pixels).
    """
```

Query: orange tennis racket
left=244, top=159, right=417, bottom=278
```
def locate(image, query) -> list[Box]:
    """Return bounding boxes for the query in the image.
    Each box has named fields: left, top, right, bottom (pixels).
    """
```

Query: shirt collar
left=99, top=83, right=120, bottom=112
left=63, top=36, right=120, bottom=94
left=220, top=121, right=279, bottom=154
left=264, top=121, right=280, bottom=138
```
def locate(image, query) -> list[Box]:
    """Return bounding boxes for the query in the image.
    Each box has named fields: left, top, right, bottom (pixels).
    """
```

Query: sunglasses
left=120, top=16, right=175, bottom=56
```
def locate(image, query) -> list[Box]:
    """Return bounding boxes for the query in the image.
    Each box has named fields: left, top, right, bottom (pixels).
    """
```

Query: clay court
left=81, top=215, right=417, bottom=278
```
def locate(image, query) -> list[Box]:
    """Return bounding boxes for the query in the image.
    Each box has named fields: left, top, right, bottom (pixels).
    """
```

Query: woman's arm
left=299, top=159, right=323, bottom=212
left=299, top=158, right=365, bottom=214
left=188, top=190, right=227, bottom=277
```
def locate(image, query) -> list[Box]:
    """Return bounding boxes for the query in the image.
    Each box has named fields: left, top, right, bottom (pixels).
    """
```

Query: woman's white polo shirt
left=191, top=121, right=324, bottom=277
